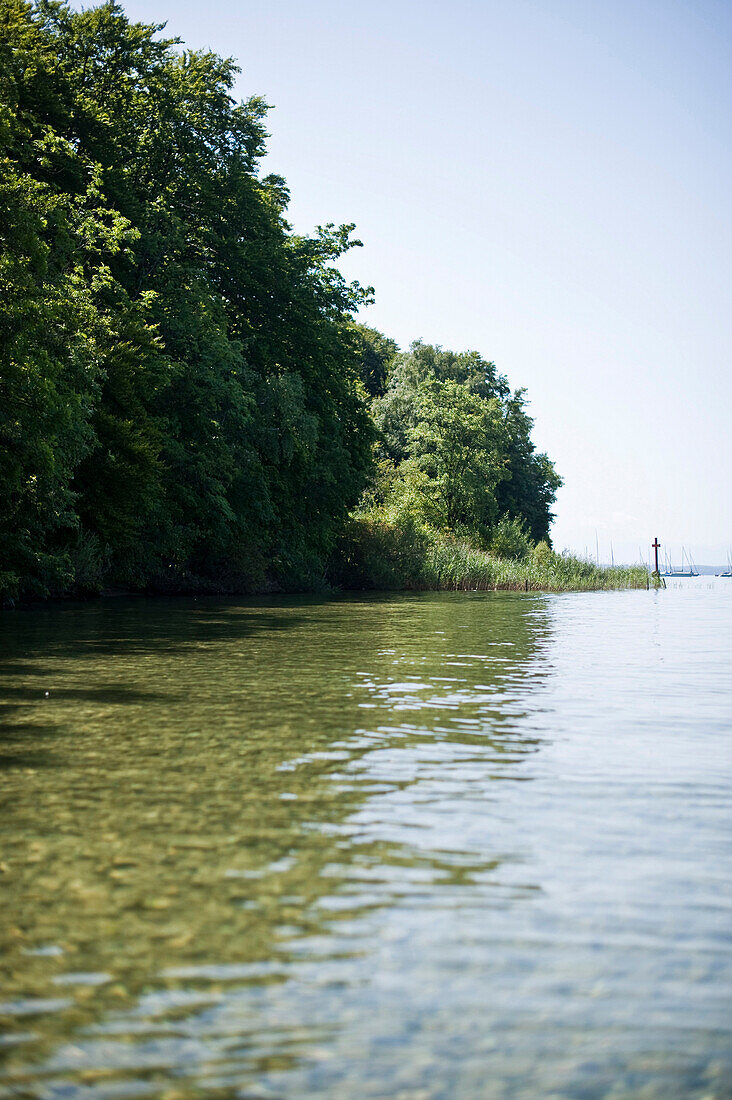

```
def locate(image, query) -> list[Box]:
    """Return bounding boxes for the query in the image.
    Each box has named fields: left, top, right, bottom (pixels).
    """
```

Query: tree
left=371, top=340, right=561, bottom=545
left=373, top=340, right=508, bottom=462
left=0, top=1, right=146, bottom=595
left=405, top=379, right=508, bottom=537
left=349, top=323, right=399, bottom=399
left=1, top=0, right=375, bottom=598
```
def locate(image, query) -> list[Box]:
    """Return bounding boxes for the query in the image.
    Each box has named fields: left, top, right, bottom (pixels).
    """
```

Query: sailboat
left=662, top=547, right=699, bottom=578
left=719, top=551, right=732, bottom=578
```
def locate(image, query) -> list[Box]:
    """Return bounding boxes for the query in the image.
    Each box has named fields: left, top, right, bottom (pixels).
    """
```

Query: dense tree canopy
left=350, top=323, right=398, bottom=399
left=1, top=0, right=560, bottom=602
left=371, top=342, right=561, bottom=544
left=1, top=0, right=373, bottom=598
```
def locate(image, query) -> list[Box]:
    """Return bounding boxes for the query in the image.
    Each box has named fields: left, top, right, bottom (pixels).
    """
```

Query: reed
left=330, top=516, right=649, bottom=592
left=423, top=535, right=647, bottom=591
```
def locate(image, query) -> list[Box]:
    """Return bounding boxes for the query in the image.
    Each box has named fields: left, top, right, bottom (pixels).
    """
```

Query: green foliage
left=0, top=2, right=569, bottom=603
left=1, top=0, right=374, bottom=600
left=424, top=537, right=647, bottom=591
left=349, top=323, right=398, bottom=399
left=370, top=339, right=561, bottom=547
left=406, top=379, right=507, bottom=535
left=329, top=512, right=429, bottom=590
left=373, top=341, right=506, bottom=464
left=0, top=3, right=136, bottom=596
left=489, top=515, right=533, bottom=560
left=532, top=539, right=554, bottom=568
left=330, top=519, right=647, bottom=593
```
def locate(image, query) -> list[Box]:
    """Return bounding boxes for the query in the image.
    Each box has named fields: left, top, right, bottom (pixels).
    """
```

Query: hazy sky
left=117, top=0, right=731, bottom=564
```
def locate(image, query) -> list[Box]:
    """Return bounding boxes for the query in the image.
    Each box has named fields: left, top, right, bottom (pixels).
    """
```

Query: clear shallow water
left=0, top=583, right=730, bottom=1099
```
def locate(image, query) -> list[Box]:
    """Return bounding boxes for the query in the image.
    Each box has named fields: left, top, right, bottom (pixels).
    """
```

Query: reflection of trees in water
left=0, top=592, right=553, bottom=1092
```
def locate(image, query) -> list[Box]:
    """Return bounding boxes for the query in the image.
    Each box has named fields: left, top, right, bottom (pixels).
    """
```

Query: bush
left=68, top=532, right=107, bottom=595
left=0, top=571, right=20, bottom=607
left=532, top=540, right=554, bottom=567
left=489, top=515, right=533, bottom=560
left=329, top=512, right=429, bottom=589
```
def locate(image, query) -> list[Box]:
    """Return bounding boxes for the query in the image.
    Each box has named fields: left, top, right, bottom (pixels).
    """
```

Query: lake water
left=1, top=581, right=731, bottom=1099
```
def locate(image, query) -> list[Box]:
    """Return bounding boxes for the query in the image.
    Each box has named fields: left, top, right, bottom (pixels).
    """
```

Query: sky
left=117, top=0, right=731, bottom=565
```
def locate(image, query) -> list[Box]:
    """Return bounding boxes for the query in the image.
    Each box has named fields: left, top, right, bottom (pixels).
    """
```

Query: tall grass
left=423, top=534, right=647, bottom=591
left=330, top=515, right=649, bottom=592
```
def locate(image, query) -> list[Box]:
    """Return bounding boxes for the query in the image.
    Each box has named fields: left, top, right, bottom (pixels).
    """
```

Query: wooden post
left=652, top=538, right=660, bottom=574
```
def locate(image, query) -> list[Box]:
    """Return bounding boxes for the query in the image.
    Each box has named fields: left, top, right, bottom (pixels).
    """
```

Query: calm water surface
left=1, top=583, right=731, bottom=1098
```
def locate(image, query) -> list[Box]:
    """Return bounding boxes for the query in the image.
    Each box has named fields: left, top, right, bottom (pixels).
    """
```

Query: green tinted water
left=1, top=587, right=730, bottom=1098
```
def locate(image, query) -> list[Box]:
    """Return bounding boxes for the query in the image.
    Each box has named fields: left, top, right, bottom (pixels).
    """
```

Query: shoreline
left=2, top=572, right=651, bottom=611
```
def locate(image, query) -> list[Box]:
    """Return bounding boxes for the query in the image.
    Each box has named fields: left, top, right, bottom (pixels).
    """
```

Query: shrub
left=489, top=515, right=533, bottom=560
left=532, top=540, right=554, bottom=567
left=329, top=512, right=429, bottom=589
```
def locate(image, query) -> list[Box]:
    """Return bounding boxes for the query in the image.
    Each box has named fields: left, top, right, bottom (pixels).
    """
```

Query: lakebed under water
left=1, top=582, right=730, bottom=1099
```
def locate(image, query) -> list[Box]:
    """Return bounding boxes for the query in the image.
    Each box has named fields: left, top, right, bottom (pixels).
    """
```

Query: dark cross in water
left=652, top=538, right=660, bottom=573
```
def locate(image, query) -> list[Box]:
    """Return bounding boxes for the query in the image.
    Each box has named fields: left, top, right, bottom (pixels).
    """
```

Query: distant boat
left=719, top=551, right=732, bottom=577
left=662, top=547, right=699, bottom=578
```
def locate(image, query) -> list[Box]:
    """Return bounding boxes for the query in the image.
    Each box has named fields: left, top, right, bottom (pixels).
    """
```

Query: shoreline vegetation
left=332, top=519, right=650, bottom=594
left=1, top=2, right=647, bottom=605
